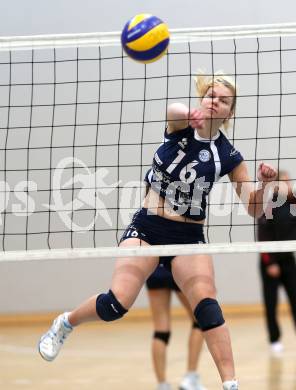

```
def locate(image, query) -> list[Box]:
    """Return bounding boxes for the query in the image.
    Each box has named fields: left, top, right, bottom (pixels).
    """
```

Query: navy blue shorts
left=120, top=208, right=205, bottom=271
left=146, top=264, right=180, bottom=291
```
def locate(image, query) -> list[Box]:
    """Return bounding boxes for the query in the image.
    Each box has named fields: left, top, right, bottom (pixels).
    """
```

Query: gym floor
left=0, top=314, right=295, bottom=390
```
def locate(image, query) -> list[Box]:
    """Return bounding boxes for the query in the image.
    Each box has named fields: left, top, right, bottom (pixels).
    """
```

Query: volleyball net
left=0, top=23, right=296, bottom=260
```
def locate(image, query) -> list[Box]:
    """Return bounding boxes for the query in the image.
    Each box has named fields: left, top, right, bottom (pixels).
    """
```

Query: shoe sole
left=38, top=342, right=55, bottom=362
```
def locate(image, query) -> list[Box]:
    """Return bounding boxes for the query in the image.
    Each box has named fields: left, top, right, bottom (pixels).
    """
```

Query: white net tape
left=1, top=240, right=296, bottom=262
left=1, top=22, right=296, bottom=51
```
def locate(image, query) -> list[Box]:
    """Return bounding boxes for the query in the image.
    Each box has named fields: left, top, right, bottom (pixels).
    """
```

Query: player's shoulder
left=216, top=130, right=232, bottom=146
left=216, top=130, right=240, bottom=154
left=164, top=125, right=194, bottom=141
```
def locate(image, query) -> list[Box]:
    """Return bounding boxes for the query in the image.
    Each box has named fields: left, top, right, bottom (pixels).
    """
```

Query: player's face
left=201, top=84, right=234, bottom=122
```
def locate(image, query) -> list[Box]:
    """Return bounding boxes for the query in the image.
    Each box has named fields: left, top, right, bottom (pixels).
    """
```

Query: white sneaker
left=38, top=312, right=73, bottom=361
left=156, top=382, right=172, bottom=390
left=222, top=380, right=238, bottom=390
left=270, top=341, right=283, bottom=356
left=179, top=373, right=207, bottom=390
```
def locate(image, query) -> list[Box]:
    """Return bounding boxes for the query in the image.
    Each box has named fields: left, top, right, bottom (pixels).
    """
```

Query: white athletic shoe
left=270, top=341, right=284, bottom=356
left=222, top=380, right=238, bottom=390
left=38, top=312, right=73, bottom=361
left=156, top=382, right=172, bottom=390
left=179, top=373, right=207, bottom=390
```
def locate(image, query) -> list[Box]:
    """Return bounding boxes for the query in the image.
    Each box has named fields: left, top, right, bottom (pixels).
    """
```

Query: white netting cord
left=0, top=240, right=296, bottom=262
left=1, top=22, right=296, bottom=51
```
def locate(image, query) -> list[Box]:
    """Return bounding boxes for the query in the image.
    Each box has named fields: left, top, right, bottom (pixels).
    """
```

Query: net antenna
left=0, top=22, right=296, bottom=261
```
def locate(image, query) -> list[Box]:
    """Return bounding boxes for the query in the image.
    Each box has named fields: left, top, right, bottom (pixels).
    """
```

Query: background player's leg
left=148, top=288, right=172, bottom=389
left=280, top=258, right=296, bottom=329
left=260, top=266, right=281, bottom=344
left=177, top=291, right=206, bottom=390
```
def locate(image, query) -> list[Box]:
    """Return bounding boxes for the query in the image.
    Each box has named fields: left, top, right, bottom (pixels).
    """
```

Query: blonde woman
left=39, top=72, right=277, bottom=390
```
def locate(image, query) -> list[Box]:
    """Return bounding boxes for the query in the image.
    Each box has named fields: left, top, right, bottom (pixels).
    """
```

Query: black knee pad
left=153, top=331, right=171, bottom=345
left=96, top=290, right=128, bottom=321
left=194, top=298, right=225, bottom=331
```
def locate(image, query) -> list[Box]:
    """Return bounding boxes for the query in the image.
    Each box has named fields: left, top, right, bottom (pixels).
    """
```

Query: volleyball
left=121, top=14, right=170, bottom=63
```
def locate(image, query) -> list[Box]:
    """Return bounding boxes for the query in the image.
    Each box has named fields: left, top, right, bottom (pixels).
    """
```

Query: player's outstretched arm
left=229, top=161, right=277, bottom=218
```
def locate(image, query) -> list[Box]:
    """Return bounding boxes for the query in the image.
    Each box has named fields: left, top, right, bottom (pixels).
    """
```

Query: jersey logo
left=198, top=149, right=211, bottom=162
left=230, top=148, right=239, bottom=157
left=178, top=138, right=188, bottom=149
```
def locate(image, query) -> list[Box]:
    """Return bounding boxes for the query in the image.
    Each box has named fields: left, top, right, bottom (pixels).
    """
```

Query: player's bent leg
left=38, top=289, right=129, bottom=362
left=96, top=289, right=128, bottom=321
left=39, top=238, right=158, bottom=362
left=194, top=298, right=225, bottom=331
left=111, top=238, right=159, bottom=309
left=172, top=255, right=237, bottom=387
left=193, top=298, right=236, bottom=385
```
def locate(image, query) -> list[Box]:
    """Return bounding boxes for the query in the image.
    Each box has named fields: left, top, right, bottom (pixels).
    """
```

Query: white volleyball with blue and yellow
left=121, top=14, right=170, bottom=63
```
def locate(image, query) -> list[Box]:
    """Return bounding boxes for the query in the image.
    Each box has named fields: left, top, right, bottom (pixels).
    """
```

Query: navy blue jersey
left=145, top=126, right=243, bottom=221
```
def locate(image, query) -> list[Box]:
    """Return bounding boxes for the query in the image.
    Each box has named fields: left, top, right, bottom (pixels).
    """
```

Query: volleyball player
left=258, top=170, right=296, bottom=355
left=146, top=263, right=206, bottom=390
left=38, top=72, right=277, bottom=390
